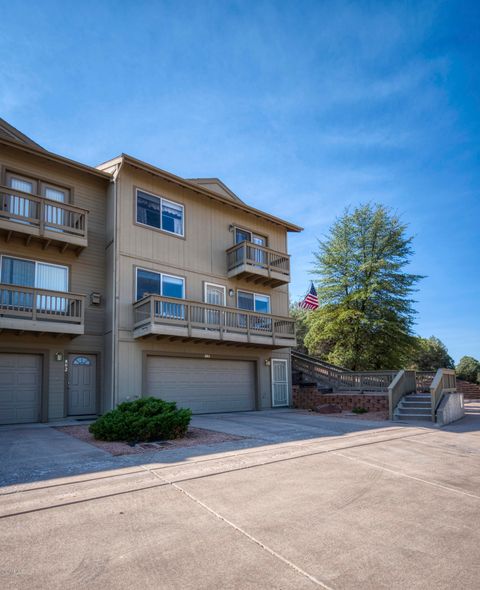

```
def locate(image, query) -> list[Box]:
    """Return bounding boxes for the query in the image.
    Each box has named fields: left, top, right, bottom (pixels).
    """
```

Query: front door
left=205, top=283, right=226, bottom=326
left=68, top=354, right=97, bottom=415
left=272, top=359, right=289, bottom=407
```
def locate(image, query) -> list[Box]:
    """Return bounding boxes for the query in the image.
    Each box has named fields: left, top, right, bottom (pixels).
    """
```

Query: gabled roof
left=0, top=118, right=45, bottom=150
left=188, top=178, right=244, bottom=203
left=0, top=135, right=111, bottom=181
left=97, top=154, right=302, bottom=232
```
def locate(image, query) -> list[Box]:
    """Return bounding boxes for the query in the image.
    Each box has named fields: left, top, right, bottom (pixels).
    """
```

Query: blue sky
left=1, top=0, right=479, bottom=362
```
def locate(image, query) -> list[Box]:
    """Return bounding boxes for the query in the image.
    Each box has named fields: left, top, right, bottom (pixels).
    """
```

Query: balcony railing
left=0, top=186, right=88, bottom=250
left=0, top=284, right=85, bottom=334
left=133, top=294, right=296, bottom=347
left=226, top=241, right=290, bottom=287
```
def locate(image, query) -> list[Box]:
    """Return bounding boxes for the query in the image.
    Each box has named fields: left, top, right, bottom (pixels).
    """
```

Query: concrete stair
left=394, top=393, right=432, bottom=421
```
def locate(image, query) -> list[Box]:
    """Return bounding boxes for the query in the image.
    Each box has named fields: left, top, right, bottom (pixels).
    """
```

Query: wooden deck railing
left=388, top=369, right=417, bottom=419
left=430, top=368, right=457, bottom=421
left=133, top=295, right=296, bottom=341
left=291, top=350, right=398, bottom=391
left=226, top=241, right=290, bottom=278
left=0, top=284, right=85, bottom=325
left=0, top=185, right=88, bottom=239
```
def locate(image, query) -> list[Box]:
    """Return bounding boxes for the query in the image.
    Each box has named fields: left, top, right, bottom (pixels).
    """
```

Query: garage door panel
left=146, top=357, right=255, bottom=414
left=0, top=354, right=42, bottom=424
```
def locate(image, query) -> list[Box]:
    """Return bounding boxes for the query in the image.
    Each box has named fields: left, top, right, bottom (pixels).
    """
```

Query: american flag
left=299, top=283, right=319, bottom=310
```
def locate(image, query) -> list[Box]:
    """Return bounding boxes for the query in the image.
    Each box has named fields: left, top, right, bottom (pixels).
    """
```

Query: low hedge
left=89, top=397, right=192, bottom=443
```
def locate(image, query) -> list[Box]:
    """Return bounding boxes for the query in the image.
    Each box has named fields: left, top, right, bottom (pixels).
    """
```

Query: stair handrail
left=430, top=368, right=457, bottom=422
left=388, top=369, right=417, bottom=420
left=291, top=350, right=353, bottom=372
left=291, top=350, right=398, bottom=391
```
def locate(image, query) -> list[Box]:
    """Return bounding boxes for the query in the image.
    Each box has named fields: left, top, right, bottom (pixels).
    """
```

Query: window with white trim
left=136, top=189, right=184, bottom=236
left=237, top=290, right=270, bottom=313
left=135, top=268, right=184, bottom=301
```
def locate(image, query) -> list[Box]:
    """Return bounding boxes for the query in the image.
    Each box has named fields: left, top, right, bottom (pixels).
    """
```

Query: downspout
left=111, top=161, right=122, bottom=409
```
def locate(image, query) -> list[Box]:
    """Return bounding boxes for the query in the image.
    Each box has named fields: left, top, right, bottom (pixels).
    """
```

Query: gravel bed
left=54, top=425, right=247, bottom=456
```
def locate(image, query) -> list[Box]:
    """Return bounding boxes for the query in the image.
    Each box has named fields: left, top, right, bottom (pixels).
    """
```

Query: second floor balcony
left=133, top=294, right=296, bottom=348
left=0, top=186, right=89, bottom=252
left=0, top=283, right=85, bottom=335
left=226, top=241, right=291, bottom=287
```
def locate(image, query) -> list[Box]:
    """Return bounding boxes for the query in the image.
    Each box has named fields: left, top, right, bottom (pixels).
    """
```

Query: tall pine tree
left=305, top=204, right=423, bottom=370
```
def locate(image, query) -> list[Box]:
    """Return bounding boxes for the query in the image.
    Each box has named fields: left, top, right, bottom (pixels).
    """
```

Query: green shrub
left=89, top=397, right=192, bottom=443
left=456, top=356, right=480, bottom=384
left=351, top=407, right=368, bottom=414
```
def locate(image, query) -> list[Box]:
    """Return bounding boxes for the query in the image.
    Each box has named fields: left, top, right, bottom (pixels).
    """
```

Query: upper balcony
left=226, top=241, right=290, bottom=288
left=133, top=295, right=296, bottom=348
left=0, top=185, right=88, bottom=253
left=0, top=283, right=85, bottom=335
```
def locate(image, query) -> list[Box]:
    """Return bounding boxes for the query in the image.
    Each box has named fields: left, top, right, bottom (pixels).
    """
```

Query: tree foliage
left=304, top=204, right=423, bottom=370
left=407, top=336, right=455, bottom=371
left=289, top=303, right=309, bottom=352
left=456, top=356, right=480, bottom=384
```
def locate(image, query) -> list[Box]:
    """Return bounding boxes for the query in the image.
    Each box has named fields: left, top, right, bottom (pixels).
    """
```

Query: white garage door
left=0, top=354, right=42, bottom=424
left=146, top=356, right=256, bottom=413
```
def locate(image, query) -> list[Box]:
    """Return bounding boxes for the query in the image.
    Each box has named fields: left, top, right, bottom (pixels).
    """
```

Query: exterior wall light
left=265, top=359, right=271, bottom=366
left=228, top=289, right=234, bottom=297
left=55, top=352, right=64, bottom=362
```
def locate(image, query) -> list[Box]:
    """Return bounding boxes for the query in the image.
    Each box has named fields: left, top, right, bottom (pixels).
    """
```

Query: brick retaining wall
left=292, top=385, right=388, bottom=412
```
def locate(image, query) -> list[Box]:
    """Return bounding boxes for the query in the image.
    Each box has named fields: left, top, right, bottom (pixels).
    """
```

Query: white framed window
left=0, top=255, right=69, bottom=312
left=135, top=267, right=185, bottom=301
left=237, top=290, right=270, bottom=313
left=0, top=255, right=68, bottom=291
left=136, top=189, right=184, bottom=237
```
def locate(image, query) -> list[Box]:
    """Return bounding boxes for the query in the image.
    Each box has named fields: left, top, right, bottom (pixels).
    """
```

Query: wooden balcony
left=0, top=186, right=88, bottom=252
left=0, top=284, right=85, bottom=335
left=226, top=241, right=290, bottom=287
left=133, top=295, right=296, bottom=348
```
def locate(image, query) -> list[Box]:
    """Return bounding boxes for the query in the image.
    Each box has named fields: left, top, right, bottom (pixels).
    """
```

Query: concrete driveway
left=1, top=405, right=480, bottom=589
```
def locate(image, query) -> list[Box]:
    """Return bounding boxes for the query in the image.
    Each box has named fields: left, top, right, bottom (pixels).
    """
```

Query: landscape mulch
left=55, top=425, right=247, bottom=456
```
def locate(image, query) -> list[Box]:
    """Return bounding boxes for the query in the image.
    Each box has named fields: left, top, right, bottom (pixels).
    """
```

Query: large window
left=237, top=290, right=270, bottom=313
left=136, top=268, right=184, bottom=300
left=136, top=268, right=185, bottom=320
left=136, top=189, right=184, bottom=237
left=0, top=256, right=69, bottom=311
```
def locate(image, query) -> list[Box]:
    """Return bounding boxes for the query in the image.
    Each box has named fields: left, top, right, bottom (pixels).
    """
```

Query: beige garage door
left=146, top=356, right=256, bottom=414
left=0, top=354, right=42, bottom=424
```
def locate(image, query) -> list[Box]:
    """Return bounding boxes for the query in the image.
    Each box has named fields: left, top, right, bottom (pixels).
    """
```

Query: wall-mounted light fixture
left=55, top=352, right=64, bottom=362
left=264, top=359, right=271, bottom=367
left=228, top=288, right=234, bottom=297
left=228, top=224, right=235, bottom=232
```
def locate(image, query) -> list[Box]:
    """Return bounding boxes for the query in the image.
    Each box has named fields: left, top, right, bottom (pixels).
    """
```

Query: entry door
left=68, top=354, right=97, bottom=415
left=272, top=359, right=289, bottom=407
left=205, top=283, right=226, bottom=326
left=43, top=186, right=66, bottom=231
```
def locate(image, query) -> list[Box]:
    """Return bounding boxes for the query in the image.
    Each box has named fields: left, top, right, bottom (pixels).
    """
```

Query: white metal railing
left=226, top=241, right=290, bottom=278
left=0, top=284, right=85, bottom=325
left=133, top=295, right=296, bottom=342
left=0, top=185, right=88, bottom=239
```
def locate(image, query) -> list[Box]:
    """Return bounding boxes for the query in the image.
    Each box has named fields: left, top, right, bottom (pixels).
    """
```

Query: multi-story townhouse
left=0, top=119, right=110, bottom=424
left=0, top=119, right=301, bottom=424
